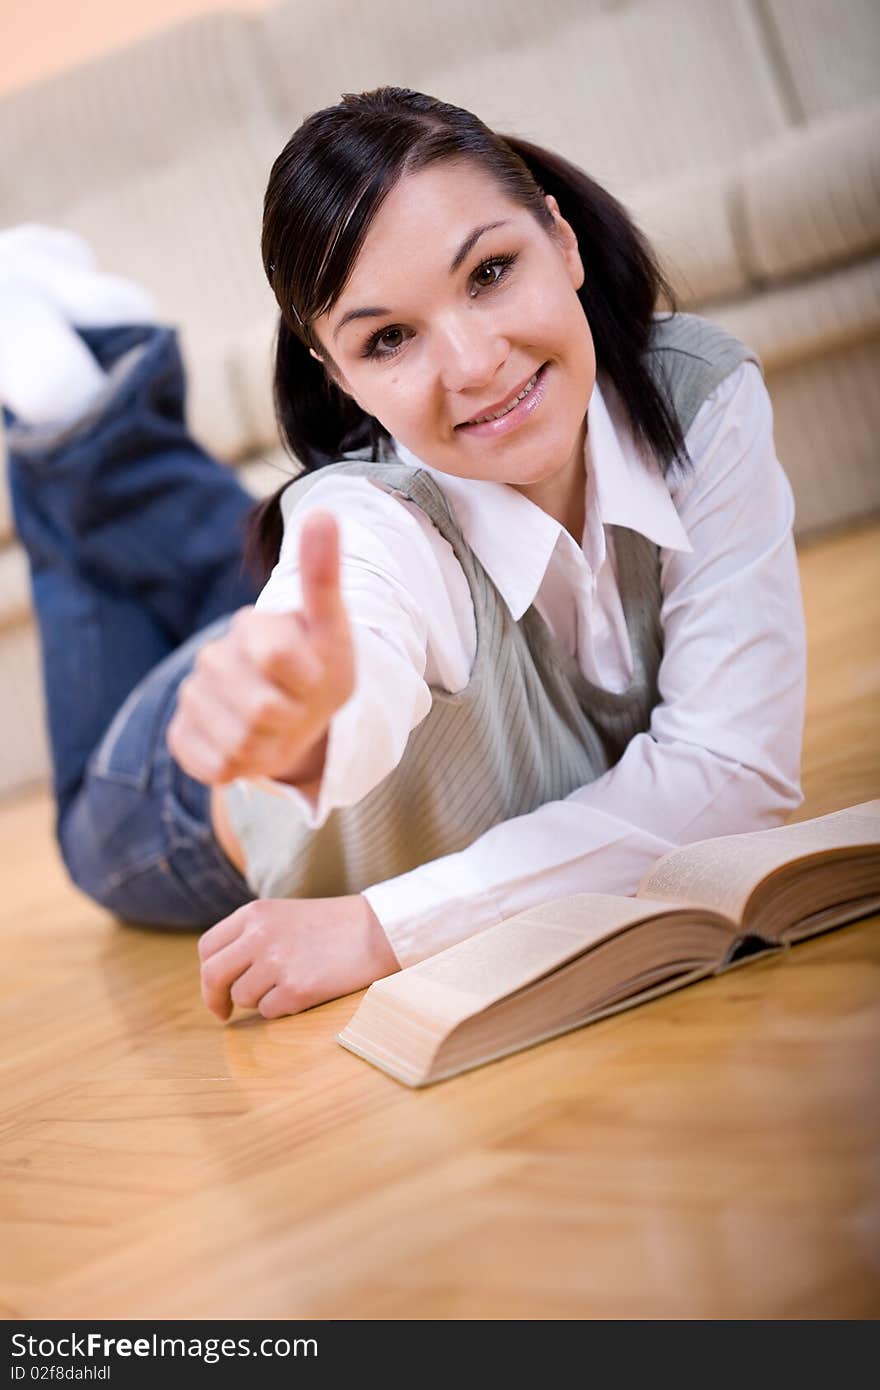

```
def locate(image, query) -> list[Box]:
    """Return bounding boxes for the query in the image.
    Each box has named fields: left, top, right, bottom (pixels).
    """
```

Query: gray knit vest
left=225, top=313, right=759, bottom=898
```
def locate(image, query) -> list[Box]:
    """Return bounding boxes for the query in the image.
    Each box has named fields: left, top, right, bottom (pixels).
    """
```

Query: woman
left=3, top=87, right=806, bottom=1023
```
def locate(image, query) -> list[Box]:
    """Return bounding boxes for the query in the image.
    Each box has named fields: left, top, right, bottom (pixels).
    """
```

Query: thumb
left=298, top=510, right=348, bottom=647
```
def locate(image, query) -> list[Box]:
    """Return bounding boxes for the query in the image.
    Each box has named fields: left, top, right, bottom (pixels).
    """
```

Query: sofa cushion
left=0, top=13, right=284, bottom=466
left=746, top=338, right=880, bottom=537
left=739, top=102, right=880, bottom=281
left=259, top=0, right=596, bottom=120
left=259, top=0, right=789, bottom=192
left=710, top=256, right=880, bottom=373
left=228, top=312, right=284, bottom=457
left=176, top=320, right=253, bottom=466
left=0, top=541, right=29, bottom=631
left=623, top=165, right=749, bottom=307
left=764, top=0, right=880, bottom=120
left=0, top=13, right=281, bottom=212
left=0, top=623, right=51, bottom=793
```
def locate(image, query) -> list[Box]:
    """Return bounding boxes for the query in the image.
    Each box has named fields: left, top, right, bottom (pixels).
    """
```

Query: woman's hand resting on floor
left=166, top=511, right=354, bottom=786
left=198, top=893, right=400, bottom=1021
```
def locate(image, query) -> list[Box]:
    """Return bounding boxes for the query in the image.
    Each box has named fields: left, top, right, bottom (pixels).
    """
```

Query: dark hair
left=245, top=86, right=687, bottom=582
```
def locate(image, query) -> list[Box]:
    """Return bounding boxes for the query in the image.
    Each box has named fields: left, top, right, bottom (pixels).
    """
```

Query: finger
left=166, top=713, right=233, bottom=785
left=229, top=962, right=278, bottom=1012
left=257, top=984, right=303, bottom=1021
left=198, top=907, right=249, bottom=962
left=235, top=612, right=325, bottom=698
left=298, top=511, right=348, bottom=649
left=173, top=675, right=307, bottom=782
left=193, top=619, right=321, bottom=713
left=169, top=683, right=250, bottom=782
left=200, top=936, right=254, bottom=1021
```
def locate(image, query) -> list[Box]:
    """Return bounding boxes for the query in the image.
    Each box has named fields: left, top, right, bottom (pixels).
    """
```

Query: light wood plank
left=1, top=522, right=879, bottom=1318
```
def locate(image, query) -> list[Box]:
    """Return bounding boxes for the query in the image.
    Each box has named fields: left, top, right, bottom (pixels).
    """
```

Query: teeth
left=469, top=370, right=539, bottom=424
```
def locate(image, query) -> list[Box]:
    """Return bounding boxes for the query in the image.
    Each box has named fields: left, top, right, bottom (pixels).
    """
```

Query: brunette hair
left=246, top=86, right=687, bottom=582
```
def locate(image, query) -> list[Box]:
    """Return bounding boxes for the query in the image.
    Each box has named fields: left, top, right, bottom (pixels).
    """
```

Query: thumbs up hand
left=166, top=511, right=355, bottom=786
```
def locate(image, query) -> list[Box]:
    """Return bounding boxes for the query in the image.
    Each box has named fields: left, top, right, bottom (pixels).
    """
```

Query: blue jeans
left=6, top=322, right=262, bottom=927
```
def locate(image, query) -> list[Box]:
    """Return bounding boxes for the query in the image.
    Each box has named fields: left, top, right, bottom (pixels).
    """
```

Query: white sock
left=0, top=224, right=98, bottom=275
left=0, top=285, right=108, bottom=426
left=0, top=222, right=158, bottom=427
left=0, top=259, right=157, bottom=328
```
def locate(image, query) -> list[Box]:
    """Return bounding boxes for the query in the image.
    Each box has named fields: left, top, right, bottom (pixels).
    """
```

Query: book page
left=637, top=802, right=880, bottom=923
left=359, top=894, right=698, bottom=1034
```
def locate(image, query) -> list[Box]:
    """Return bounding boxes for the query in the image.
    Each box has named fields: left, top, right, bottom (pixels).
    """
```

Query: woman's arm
left=166, top=511, right=358, bottom=789
left=168, top=474, right=447, bottom=815
left=198, top=893, right=399, bottom=1021
left=361, top=363, right=808, bottom=968
left=194, top=480, right=455, bottom=1022
left=239, top=474, right=453, bottom=822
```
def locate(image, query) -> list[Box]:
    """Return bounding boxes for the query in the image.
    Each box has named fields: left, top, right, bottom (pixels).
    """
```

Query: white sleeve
left=363, top=362, right=808, bottom=968
left=238, top=474, right=439, bottom=829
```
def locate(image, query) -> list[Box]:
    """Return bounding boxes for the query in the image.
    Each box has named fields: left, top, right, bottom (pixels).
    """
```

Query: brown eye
left=473, top=263, right=499, bottom=287
left=469, top=254, right=517, bottom=297
left=362, top=324, right=409, bottom=359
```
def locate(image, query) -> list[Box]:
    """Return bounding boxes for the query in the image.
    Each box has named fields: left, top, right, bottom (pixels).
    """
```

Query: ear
left=545, top=193, right=585, bottom=292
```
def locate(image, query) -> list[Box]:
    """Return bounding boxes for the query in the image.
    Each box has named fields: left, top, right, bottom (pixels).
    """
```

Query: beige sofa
left=1, top=0, right=878, bottom=799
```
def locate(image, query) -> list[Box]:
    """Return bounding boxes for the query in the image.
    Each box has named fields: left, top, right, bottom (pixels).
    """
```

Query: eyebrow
left=332, top=219, right=511, bottom=341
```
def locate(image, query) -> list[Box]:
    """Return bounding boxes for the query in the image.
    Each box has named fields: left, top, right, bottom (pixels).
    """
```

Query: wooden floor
left=1, top=522, right=879, bottom=1320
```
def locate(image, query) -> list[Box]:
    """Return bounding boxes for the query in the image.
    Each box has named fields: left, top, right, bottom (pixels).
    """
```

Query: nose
left=434, top=311, right=509, bottom=398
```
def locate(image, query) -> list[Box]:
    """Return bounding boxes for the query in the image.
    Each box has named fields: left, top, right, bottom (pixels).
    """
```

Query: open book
left=336, top=801, right=880, bottom=1087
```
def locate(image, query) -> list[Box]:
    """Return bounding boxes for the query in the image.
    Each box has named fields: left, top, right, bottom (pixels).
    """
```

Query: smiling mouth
left=458, top=367, right=543, bottom=427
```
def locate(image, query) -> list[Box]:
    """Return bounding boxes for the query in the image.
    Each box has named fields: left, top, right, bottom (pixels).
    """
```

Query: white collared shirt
left=244, top=361, right=806, bottom=967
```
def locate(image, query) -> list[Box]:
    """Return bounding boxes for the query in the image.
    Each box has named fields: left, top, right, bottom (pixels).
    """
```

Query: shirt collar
left=588, top=373, right=692, bottom=556
left=391, top=374, right=691, bottom=622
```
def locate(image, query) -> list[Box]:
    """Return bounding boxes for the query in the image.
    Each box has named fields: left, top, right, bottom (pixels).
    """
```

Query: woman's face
left=310, top=160, right=596, bottom=524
